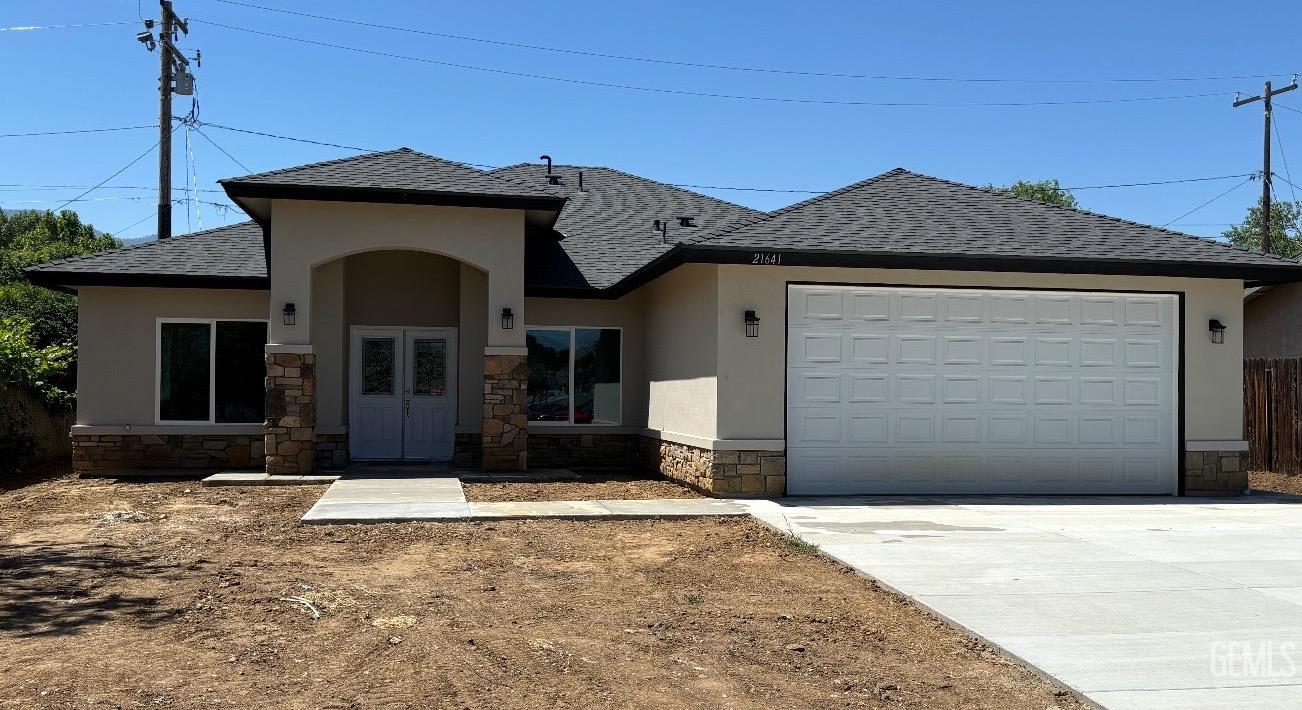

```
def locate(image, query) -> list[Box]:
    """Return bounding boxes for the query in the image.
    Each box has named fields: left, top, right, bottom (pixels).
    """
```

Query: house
left=25, top=149, right=1302, bottom=496
left=1244, top=284, right=1302, bottom=357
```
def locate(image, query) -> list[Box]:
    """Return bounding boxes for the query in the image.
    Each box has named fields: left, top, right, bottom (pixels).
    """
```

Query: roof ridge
left=24, top=221, right=259, bottom=271
left=491, top=163, right=761, bottom=214
left=219, top=148, right=411, bottom=183
left=688, top=167, right=908, bottom=245
left=581, top=165, right=763, bottom=215
left=905, top=170, right=1302, bottom=265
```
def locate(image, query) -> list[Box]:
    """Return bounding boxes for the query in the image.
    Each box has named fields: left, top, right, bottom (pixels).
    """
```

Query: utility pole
left=1234, top=75, right=1298, bottom=254
left=137, top=1, right=194, bottom=239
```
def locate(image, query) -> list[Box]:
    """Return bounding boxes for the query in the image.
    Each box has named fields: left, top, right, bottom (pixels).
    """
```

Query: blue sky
left=2, top=0, right=1299, bottom=240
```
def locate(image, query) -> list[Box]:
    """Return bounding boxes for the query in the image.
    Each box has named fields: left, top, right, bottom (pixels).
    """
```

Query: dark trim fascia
left=568, top=246, right=1302, bottom=298
left=683, top=246, right=1302, bottom=282
left=524, top=285, right=604, bottom=299
left=221, top=181, right=566, bottom=212
left=528, top=244, right=1302, bottom=300
left=23, top=270, right=269, bottom=291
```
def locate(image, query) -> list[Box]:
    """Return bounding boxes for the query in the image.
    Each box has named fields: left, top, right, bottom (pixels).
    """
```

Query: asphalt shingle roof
left=25, top=220, right=265, bottom=280
left=221, top=148, right=557, bottom=200
left=698, top=168, right=1298, bottom=270
left=490, top=164, right=764, bottom=289
left=25, top=162, right=1302, bottom=292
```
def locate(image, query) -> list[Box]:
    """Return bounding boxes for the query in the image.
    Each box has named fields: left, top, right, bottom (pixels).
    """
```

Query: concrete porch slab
left=201, top=472, right=341, bottom=486
left=469, top=500, right=611, bottom=518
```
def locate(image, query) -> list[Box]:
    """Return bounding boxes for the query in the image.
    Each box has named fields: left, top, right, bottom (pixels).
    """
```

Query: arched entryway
left=310, top=249, right=488, bottom=465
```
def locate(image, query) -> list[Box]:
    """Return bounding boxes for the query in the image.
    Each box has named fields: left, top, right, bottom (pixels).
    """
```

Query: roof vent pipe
left=653, top=219, right=668, bottom=244
left=578, top=171, right=584, bottom=191
left=539, top=154, right=553, bottom=174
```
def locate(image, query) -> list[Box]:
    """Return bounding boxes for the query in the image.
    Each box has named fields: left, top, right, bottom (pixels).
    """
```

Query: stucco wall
left=268, top=199, right=525, bottom=349
left=1245, top=283, right=1302, bottom=358
left=312, top=252, right=487, bottom=431
left=712, top=265, right=1244, bottom=444
left=640, top=263, right=719, bottom=440
left=524, top=292, right=648, bottom=428
left=76, top=286, right=270, bottom=426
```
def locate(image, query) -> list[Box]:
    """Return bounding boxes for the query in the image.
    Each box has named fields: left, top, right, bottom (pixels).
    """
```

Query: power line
left=1161, top=174, right=1258, bottom=227
left=197, top=120, right=382, bottom=154
left=1274, top=173, right=1302, bottom=194
left=197, top=120, right=1261, bottom=196
left=209, top=0, right=1287, bottom=86
left=1274, top=121, right=1300, bottom=205
left=193, top=19, right=1236, bottom=108
left=0, top=20, right=137, bottom=32
left=0, top=184, right=225, bottom=193
left=0, top=125, right=154, bottom=138
left=1063, top=173, right=1256, bottom=190
left=110, top=209, right=160, bottom=237
left=51, top=135, right=166, bottom=212
left=191, top=126, right=252, bottom=173
left=1279, top=103, right=1302, bottom=115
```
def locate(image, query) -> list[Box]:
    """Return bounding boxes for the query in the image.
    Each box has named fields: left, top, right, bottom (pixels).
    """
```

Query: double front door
left=350, top=327, right=458, bottom=461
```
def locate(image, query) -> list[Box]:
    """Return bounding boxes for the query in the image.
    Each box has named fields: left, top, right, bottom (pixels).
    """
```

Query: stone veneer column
left=482, top=353, right=527, bottom=470
left=264, top=352, right=316, bottom=475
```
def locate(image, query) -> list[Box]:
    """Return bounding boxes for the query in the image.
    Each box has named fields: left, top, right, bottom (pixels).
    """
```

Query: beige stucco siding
left=76, top=286, right=270, bottom=426
left=712, top=265, right=1244, bottom=444
left=640, top=264, right=719, bottom=440
left=311, top=253, right=487, bottom=431
left=268, top=199, right=525, bottom=349
left=524, top=292, right=648, bottom=428
left=1245, top=283, right=1302, bottom=358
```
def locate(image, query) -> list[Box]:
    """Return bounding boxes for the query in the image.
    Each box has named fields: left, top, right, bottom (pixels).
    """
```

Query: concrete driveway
left=745, top=495, right=1302, bottom=710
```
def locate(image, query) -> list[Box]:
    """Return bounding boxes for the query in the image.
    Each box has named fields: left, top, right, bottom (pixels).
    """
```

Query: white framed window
left=156, top=318, right=269, bottom=424
left=525, top=326, right=622, bottom=425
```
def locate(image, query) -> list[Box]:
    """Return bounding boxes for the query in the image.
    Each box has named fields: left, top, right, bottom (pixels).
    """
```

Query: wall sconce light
left=744, top=310, right=760, bottom=338
left=1208, top=319, right=1226, bottom=344
left=282, top=302, right=296, bottom=326
left=501, top=307, right=515, bottom=330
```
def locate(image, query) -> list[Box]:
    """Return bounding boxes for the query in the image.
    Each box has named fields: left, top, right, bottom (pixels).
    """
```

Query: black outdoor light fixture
left=744, top=310, right=760, bottom=338
left=501, top=307, right=515, bottom=330
left=1209, top=319, right=1226, bottom=344
left=282, top=302, right=296, bottom=326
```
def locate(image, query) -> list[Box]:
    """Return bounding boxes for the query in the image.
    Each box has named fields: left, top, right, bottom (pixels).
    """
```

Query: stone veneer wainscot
left=1184, top=449, right=1249, bottom=493
left=640, top=437, right=786, bottom=496
left=72, top=434, right=264, bottom=472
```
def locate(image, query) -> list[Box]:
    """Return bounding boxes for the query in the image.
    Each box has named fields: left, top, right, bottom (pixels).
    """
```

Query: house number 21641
left=752, top=252, right=783, bottom=265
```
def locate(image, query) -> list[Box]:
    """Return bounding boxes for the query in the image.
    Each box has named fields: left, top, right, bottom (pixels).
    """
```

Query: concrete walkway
left=300, top=475, right=745, bottom=523
left=743, top=495, right=1302, bottom=710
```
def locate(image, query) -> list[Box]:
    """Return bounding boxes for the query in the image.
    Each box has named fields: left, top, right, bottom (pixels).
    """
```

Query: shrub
left=0, top=316, right=73, bottom=408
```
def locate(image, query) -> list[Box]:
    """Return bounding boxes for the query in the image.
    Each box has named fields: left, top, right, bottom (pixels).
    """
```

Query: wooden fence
left=1245, top=358, right=1302, bottom=474
left=0, top=385, right=73, bottom=470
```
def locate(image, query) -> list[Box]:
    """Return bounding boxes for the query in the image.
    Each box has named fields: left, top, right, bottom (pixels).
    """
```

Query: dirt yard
left=1250, top=470, right=1302, bottom=495
left=0, top=477, right=1080, bottom=709
left=462, top=472, right=703, bottom=501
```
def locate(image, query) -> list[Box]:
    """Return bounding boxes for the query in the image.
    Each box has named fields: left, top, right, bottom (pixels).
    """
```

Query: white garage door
left=786, top=285, right=1179, bottom=495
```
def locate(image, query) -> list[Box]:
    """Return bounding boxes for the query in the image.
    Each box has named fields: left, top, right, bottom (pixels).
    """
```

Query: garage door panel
left=787, top=285, right=1177, bottom=495
left=850, top=335, right=889, bottom=363
left=787, top=449, right=1171, bottom=494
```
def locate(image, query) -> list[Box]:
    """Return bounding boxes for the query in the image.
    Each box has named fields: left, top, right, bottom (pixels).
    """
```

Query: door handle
left=403, top=390, right=411, bottom=417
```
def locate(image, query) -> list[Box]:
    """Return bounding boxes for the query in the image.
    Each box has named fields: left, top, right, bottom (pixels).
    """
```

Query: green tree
left=0, top=316, right=73, bottom=407
left=1222, top=200, right=1302, bottom=258
left=985, top=179, right=1078, bottom=209
left=0, top=210, right=119, bottom=348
